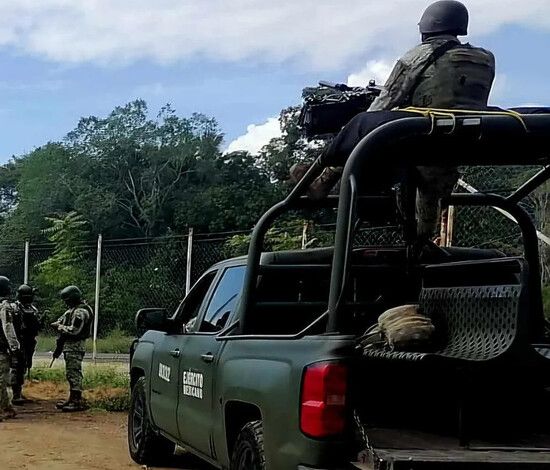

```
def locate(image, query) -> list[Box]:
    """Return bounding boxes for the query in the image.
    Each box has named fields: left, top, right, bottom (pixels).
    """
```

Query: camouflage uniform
left=0, top=298, right=20, bottom=416
left=369, top=35, right=494, bottom=239
left=369, top=36, right=495, bottom=112
left=56, top=305, right=92, bottom=393
left=308, top=34, right=495, bottom=239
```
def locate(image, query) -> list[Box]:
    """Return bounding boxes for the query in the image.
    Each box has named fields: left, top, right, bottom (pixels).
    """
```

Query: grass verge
left=36, top=330, right=134, bottom=354
left=30, top=364, right=130, bottom=412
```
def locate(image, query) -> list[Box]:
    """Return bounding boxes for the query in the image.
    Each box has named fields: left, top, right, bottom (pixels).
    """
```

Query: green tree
left=257, top=107, right=322, bottom=183
left=34, top=211, right=94, bottom=323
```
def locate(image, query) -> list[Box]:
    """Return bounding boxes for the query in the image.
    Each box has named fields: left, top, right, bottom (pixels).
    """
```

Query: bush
left=90, top=391, right=131, bottom=412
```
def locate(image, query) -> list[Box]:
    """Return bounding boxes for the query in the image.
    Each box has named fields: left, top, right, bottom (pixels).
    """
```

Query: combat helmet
left=16, top=284, right=34, bottom=302
left=60, top=285, right=83, bottom=306
left=419, top=0, right=469, bottom=36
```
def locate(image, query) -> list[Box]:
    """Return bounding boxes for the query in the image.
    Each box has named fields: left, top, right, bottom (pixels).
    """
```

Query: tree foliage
left=0, top=100, right=286, bottom=242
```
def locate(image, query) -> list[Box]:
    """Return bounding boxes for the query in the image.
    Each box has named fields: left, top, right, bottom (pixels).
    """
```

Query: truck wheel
left=230, top=420, right=266, bottom=470
left=128, top=377, right=175, bottom=465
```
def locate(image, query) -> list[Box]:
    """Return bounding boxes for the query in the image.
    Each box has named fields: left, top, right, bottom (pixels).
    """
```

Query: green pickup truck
left=128, top=113, right=550, bottom=469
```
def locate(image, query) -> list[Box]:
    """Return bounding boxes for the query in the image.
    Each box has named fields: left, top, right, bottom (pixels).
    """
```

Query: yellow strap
left=398, top=106, right=528, bottom=133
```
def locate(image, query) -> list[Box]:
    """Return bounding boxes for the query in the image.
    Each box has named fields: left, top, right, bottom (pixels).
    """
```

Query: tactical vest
left=63, top=303, right=94, bottom=341
left=18, top=302, right=41, bottom=339
left=411, top=43, right=495, bottom=110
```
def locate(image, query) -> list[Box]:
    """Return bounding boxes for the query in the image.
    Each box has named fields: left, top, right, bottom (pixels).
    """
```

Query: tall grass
left=32, top=365, right=130, bottom=388
left=36, top=329, right=134, bottom=354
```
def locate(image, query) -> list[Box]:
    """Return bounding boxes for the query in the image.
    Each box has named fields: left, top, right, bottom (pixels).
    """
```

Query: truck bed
left=353, top=428, right=550, bottom=469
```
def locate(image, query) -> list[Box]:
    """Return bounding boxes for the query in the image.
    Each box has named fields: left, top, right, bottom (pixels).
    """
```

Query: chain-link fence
left=0, top=165, right=547, bottom=354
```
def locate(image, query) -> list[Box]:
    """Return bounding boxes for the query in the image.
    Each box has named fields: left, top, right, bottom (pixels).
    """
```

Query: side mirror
left=135, top=308, right=169, bottom=336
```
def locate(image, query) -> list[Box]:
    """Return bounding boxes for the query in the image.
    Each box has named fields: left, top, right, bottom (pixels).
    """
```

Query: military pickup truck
left=128, top=111, right=550, bottom=469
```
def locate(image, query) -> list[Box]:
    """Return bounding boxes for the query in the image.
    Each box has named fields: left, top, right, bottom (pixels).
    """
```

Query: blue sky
left=0, top=1, right=549, bottom=162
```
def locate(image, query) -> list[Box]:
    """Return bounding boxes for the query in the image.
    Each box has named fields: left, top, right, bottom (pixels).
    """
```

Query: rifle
left=49, top=335, right=66, bottom=368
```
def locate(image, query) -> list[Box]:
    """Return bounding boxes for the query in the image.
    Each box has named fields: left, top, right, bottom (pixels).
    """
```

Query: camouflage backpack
left=359, top=305, right=435, bottom=352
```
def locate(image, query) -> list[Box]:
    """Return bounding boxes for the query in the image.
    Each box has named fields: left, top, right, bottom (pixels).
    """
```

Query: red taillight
left=300, top=362, right=347, bottom=438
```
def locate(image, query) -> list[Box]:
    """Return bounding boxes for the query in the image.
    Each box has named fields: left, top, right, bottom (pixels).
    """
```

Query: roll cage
left=235, top=112, right=550, bottom=340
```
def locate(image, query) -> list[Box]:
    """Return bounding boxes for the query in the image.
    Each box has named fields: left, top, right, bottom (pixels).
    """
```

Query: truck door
left=149, top=271, right=217, bottom=440
left=149, top=334, right=185, bottom=439
left=177, top=265, right=246, bottom=458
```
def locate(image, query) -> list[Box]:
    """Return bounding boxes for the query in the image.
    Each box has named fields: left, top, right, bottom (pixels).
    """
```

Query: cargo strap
left=399, top=107, right=528, bottom=134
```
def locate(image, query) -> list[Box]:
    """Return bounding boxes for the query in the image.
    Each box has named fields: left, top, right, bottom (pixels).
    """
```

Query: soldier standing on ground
left=51, top=285, right=93, bottom=412
left=11, top=284, right=44, bottom=405
left=0, top=276, right=21, bottom=420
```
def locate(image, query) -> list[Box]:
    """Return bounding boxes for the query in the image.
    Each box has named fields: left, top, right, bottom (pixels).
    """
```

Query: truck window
left=174, top=271, right=217, bottom=333
left=198, top=266, right=246, bottom=332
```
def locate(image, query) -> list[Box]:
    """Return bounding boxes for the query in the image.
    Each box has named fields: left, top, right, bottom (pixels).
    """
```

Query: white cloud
left=347, top=59, right=395, bottom=87
left=225, top=117, right=281, bottom=155
left=0, top=1, right=548, bottom=68
left=515, top=103, right=547, bottom=107
left=488, top=73, right=508, bottom=104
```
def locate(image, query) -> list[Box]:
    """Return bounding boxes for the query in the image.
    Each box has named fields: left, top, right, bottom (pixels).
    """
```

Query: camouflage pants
left=64, top=351, right=84, bottom=392
left=416, top=166, right=459, bottom=238
left=0, top=353, right=12, bottom=410
left=10, top=349, right=27, bottom=389
left=318, top=111, right=461, bottom=239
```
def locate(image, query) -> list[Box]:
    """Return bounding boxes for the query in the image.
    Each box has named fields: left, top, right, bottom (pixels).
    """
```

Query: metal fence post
left=446, top=205, right=455, bottom=247
left=186, top=228, right=194, bottom=295
left=23, top=239, right=30, bottom=284
left=301, top=221, right=308, bottom=249
left=92, top=234, right=103, bottom=362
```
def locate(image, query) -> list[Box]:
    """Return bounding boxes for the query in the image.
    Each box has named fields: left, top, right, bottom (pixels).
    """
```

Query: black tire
left=128, top=377, right=175, bottom=465
left=230, top=420, right=266, bottom=470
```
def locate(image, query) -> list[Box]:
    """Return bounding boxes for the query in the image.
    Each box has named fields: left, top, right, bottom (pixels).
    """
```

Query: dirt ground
left=0, top=383, right=208, bottom=470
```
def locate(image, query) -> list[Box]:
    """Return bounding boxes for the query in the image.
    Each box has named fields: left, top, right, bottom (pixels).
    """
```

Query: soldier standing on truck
left=51, top=286, right=93, bottom=412
left=293, top=0, right=496, bottom=241
left=11, top=284, right=44, bottom=405
left=0, top=276, right=20, bottom=420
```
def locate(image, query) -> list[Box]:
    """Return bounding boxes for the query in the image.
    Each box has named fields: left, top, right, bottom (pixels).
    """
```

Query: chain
left=353, top=408, right=378, bottom=468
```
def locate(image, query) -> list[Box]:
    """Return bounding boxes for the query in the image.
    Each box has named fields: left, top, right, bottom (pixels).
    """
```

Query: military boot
left=289, top=163, right=311, bottom=185
left=56, top=391, right=74, bottom=410
left=289, top=163, right=342, bottom=200
left=1, top=406, right=17, bottom=419
left=12, top=386, right=26, bottom=406
left=307, top=166, right=342, bottom=200
left=62, top=391, right=89, bottom=412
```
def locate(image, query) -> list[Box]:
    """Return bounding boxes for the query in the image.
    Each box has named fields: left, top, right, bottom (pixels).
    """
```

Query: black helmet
left=17, top=284, right=34, bottom=301
left=0, top=276, right=9, bottom=296
left=60, top=285, right=83, bottom=305
left=419, top=0, right=469, bottom=36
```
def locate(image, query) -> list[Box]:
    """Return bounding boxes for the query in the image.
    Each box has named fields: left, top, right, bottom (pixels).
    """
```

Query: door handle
left=201, top=353, right=215, bottom=363
left=170, top=349, right=180, bottom=358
